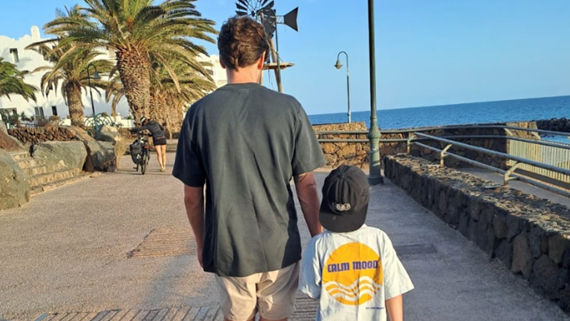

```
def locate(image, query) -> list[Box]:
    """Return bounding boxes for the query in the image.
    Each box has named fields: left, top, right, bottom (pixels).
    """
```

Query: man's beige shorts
left=215, top=262, right=300, bottom=321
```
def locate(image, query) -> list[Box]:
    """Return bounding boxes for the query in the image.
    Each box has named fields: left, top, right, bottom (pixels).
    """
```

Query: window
left=40, top=48, right=49, bottom=61
left=9, top=48, right=19, bottom=63
left=34, top=107, right=45, bottom=119
left=0, top=108, right=17, bottom=121
left=0, top=108, right=17, bottom=115
left=51, top=106, right=58, bottom=116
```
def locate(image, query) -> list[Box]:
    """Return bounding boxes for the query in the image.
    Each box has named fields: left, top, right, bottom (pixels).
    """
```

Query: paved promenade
left=1, top=153, right=569, bottom=321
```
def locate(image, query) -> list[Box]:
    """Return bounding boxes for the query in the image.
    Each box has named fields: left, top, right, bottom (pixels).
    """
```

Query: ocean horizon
left=308, top=95, right=570, bottom=131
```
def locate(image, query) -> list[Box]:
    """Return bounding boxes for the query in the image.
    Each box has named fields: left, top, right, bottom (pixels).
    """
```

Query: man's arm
left=183, top=184, right=205, bottom=267
left=294, top=172, right=322, bottom=237
left=386, top=294, right=403, bottom=321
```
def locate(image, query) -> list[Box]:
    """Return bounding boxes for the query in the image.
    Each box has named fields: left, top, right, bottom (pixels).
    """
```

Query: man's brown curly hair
left=218, top=16, right=269, bottom=71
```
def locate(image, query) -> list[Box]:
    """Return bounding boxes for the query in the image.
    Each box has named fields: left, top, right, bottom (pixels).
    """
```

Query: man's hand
left=184, top=184, right=205, bottom=268
left=294, top=172, right=323, bottom=237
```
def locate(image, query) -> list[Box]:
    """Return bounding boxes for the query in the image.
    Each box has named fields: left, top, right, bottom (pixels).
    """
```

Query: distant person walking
left=130, top=117, right=167, bottom=172
left=173, top=16, right=325, bottom=321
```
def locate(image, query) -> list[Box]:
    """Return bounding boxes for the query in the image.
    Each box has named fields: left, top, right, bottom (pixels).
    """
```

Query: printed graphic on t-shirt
left=322, top=242, right=383, bottom=305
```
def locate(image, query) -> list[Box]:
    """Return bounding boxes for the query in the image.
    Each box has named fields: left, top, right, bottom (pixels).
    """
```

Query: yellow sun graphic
left=322, top=242, right=383, bottom=305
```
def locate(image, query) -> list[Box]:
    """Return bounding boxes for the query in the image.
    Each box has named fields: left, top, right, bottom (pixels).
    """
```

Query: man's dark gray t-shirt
left=173, top=83, right=325, bottom=277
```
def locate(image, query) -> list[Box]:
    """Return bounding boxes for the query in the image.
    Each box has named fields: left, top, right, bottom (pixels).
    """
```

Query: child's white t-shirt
left=299, top=224, right=414, bottom=321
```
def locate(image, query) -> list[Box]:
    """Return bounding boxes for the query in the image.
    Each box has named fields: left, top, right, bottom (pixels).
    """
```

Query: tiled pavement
left=33, top=296, right=319, bottom=321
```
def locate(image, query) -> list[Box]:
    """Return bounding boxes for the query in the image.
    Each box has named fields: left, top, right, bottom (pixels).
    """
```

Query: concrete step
left=15, top=158, right=42, bottom=169
left=9, top=151, right=31, bottom=161
left=29, top=169, right=82, bottom=188
left=31, top=171, right=98, bottom=196
left=22, top=162, right=67, bottom=176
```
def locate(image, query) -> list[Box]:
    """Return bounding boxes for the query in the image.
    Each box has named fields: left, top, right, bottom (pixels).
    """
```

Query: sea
left=308, top=95, right=570, bottom=143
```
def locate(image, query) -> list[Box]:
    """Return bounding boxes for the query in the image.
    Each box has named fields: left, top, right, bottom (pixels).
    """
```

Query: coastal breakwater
left=537, top=117, right=570, bottom=133
left=384, top=154, right=570, bottom=312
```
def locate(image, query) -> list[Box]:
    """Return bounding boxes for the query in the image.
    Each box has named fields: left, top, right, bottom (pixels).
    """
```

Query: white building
left=0, top=26, right=227, bottom=126
left=198, top=54, right=227, bottom=88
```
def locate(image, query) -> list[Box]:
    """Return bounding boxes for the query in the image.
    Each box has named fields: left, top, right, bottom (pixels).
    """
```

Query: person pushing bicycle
left=130, top=117, right=168, bottom=172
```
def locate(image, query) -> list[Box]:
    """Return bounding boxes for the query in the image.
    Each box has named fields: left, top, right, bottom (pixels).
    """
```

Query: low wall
left=8, top=127, right=80, bottom=144
left=384, top=154, right=570, bottom=312
left=314, top=122, right=369, bottom=169
left=313, top=121, right=537, bottom=170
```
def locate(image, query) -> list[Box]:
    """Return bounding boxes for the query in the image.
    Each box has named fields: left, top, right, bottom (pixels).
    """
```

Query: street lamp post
left=367, top=0, right=384, bottom=185
left=86, top=63, right=100, bottom=118
left=335, top=51, right=351, bottom=123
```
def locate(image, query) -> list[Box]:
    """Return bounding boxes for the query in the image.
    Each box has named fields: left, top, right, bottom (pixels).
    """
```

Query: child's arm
left=385, top=294, right=403, bottom=321
left=380, top=231, right=413, bottom=320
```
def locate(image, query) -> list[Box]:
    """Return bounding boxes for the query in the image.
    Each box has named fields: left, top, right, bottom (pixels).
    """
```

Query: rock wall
left=314, top=122, right=369, bottom=169
left=31, top=142, right=87, bottom=171
left=537, top=118, right=570, bottom=134
left=384, top=154, right=570, bottom=312
left=313, top=121, right=537, bottom=170
left=0, top=149, right=30, bottom=210
left=6, top=126, right=118, bottom=173
left=8, top=127, right=80, bottom=144
left=84, top=141, right=117, bottom=172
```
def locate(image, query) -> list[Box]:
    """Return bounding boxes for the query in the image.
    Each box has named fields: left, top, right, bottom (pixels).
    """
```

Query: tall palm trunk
left=149, top=91, right=167, bottom=123
left=66, top=82, right=84, bottom=126
left=116, top=46, right=151, bottom=121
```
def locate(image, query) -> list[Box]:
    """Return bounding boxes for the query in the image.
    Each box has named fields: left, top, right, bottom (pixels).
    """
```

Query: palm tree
left=0, top=57, right=37, bottom=102
left=149, top=57, right=216, bottom=135
left=45, top=0, right=217, bottom=121
left=27, top=41, right=113, bottom=126
left=106, top=55, right=216, bottom=135
left=28, top=5, right=113, bottom=126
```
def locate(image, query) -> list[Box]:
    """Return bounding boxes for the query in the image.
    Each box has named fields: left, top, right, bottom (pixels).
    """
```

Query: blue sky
left=1, top=0, right=569, bottom=116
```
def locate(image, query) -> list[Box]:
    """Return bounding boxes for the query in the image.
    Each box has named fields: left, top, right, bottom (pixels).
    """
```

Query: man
left=173, top=16, right=325, bottom=321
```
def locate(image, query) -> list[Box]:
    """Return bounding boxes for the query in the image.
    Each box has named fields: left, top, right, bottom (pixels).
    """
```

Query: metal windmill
left=235, top=0, right=298, bottom=93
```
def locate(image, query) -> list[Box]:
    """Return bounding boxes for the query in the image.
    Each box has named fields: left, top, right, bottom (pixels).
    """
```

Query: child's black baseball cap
left=320, top=165, right=370, bottom=233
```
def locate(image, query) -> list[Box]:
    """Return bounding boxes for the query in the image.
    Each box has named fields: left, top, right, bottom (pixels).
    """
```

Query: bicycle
left=129, top=132, right=150, bottom=175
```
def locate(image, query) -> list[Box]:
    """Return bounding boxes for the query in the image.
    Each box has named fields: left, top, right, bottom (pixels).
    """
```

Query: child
left=299, top=165, right=414, bottom=321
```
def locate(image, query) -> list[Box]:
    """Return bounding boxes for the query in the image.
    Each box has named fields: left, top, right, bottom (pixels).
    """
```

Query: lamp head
left=334, top=59, right=343, bottom=70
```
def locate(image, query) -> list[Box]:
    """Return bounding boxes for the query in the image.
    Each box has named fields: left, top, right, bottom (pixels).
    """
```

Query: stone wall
left=313, top=121, right=537, bottom=170
left=314, top=122, right=369, bottom=169
left=8, top=127, right=80, bottom=144
left=0, top=124, right=24, bottom=151
left=384, top=154, right=570, bottom=312
left=5, top=126, right=117, bottom=173
left=0, top=149, right=30, bottom=210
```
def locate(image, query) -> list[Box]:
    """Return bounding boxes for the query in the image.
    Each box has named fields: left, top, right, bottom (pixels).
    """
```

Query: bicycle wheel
left=141, top=153, right=147, bottom=175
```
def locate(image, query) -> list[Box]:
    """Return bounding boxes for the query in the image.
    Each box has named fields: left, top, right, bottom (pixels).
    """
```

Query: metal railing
left=408, top=132, right=570, bottom=197
left=316, top=124, right=570, bottom=197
